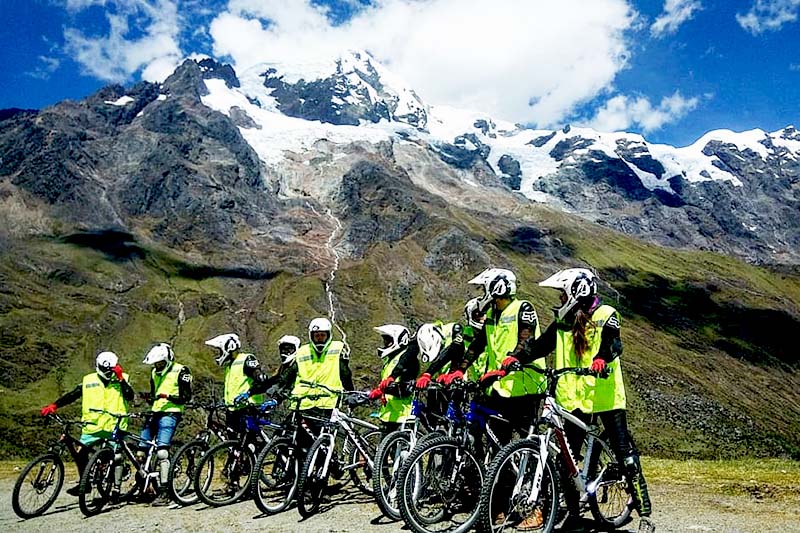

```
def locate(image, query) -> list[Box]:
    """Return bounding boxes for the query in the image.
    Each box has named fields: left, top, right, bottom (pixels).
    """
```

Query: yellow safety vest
left=224, top=353, right=265, bottom=410
left=152, top=363, right=185, bottom=413
left=430, top=322, right=456, bottom=378
left=485, top=299, right=545, bottom=398
left=378, top=349, right=413, bottom=423
left=291, top=341, right=345, bottom=410
left=81, top=372, right=130, bottom=434
left=554, top=305, right=627, bottom=413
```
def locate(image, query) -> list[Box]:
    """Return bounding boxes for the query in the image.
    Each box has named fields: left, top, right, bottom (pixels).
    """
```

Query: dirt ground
left=2, top=473, right=799, bottom=533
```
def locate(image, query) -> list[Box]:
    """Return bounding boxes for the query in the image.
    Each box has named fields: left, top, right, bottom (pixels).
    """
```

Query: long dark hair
left=571, top=308, right=596, bottom=358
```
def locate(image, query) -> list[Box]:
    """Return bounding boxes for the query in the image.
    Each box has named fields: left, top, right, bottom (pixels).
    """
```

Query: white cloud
left=737, top=0, right=800, bottom=34
left=586, top=91, right=700, bottom=133
left=208, top=0, right=638, bottom=128
left=63, top=0, right=182, bottom=83
left=26, top=56, right=61, bottom=80
left=651, top=0, right=703, bottom=37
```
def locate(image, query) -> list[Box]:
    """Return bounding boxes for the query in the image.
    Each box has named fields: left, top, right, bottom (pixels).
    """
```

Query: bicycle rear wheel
left=168, top=439, right=209, bottom=506
left=587, top=438, right=633, bottom=527
left=398, top=436, right=484, bottom=533
left=194, top=440, right=254, bottom=507
left=251, top=437, right=299, bottom=514
left=297, top=435, right=333, bottom=518
left=12, top=452, right=65, bottom=519
left=348, top=429, right=381, bottom=496
left=478, top=439, right=560, bottom=533
left=373, top=430, right=412, bottom=521
left=79, top=447, right=115, bottom=516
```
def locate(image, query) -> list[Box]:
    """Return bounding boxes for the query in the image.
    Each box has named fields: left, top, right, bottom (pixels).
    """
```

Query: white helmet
left=416, top=323, right=444, bottom=364
left=278, top=335, right=301, bottom=365
left=308, top=318, right=333, bottom=353
left=142, top=343, right=174, bottom=375
left=468, top=268, right=517, bottom=311
left=96, top=351, right=118, bottom=380
left=539, top=268, right=598, bottom=320
left=374, top=324, right=410, bottom=359
left=204, top=333, right=241, bottom=366
left=463, top=297, right=486, bottom=330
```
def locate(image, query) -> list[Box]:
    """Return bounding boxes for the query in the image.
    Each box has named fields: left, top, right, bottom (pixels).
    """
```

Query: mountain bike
left=372, top=382, right=446, bottom=521
left=477, top=366, right=633, bottom=533
left=166, top=400, right=229, bottom=506
left=249, top=393, right=327, bottom=515
left=78, top=410, right=159, bottom=517
left=295, top=381, right=381, bottom=518
left=396, top=378, right=509, bottom=533
left=192, top=399, right=282, bottom=507
left=12, top=415, right=88, bottom=519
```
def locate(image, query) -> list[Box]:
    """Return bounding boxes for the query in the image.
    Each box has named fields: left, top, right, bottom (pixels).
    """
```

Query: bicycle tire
left=78, top=447, right=115, bottom=517
left=193, top=440, right=254, bottom=507
left=373, top=430, right=412, bottom=521
left=12, top=452, right=65, bottom=519
left=478, top=438, right=560, bottom=533
left=587, top=436, right=633, bottom=527
left=398, top=435, right=484, bottom=533
left=168, top=439, right=209, bottom=506
left=297, top=434, right=333, bottom=518
left=250, top=437, right=299, bottom=515
left=349, top=429, right=381, bottom=496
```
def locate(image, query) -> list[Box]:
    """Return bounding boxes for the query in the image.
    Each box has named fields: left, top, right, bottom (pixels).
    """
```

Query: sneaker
left=493, top=511, right=506, bottom=526
left=517, top=508, right=543, bottom=530
left=151, top=492, right=172, bottom=507
left=109, top=488, right=122, bottom=504
left=638, top=517, right=656, bottom=533
left=66, top=484, right=81, bottom=497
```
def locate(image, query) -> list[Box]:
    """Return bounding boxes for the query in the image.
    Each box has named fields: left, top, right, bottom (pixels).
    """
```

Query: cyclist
left=39, top=351, right=134, bottom=496
left=368, top=324, right=418, bottom=436
left=506, top=268, right=653, bottom=532
left=445, top=268, right=546, bottom=441
left=204, top=333, right=270, bottom=435
left=286, top=318, right=354, bottom=451
left=139, top=342, right=192, bottom=506
left=414, top=320, right=467, bottom=417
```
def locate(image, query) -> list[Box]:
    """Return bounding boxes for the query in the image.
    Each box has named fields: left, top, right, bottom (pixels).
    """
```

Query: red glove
left=157, top=393, right=169, bottom=400
left=480, top=370, right=506, bottom=383
left=368, top=387, right=384, bottom=400
left=590, top=358, right=606, bottom=374
left=501, top=356, right=519, bottom=370
left=435, top=373, right=449, bottom=384
left=41, top=403, right=57, bottom=417
left=112, top=364, right=124, bottom=381
left=416, top=373, right=432, bottom=389
left=443, top=370, right=464, bottom=385
left=378, top=376, right=395, bottom=391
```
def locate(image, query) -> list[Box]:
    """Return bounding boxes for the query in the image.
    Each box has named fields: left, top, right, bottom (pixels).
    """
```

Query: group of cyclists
left=35, top=266, right=654, bottom=532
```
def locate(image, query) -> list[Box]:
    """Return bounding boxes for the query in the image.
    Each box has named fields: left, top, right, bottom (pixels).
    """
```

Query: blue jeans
left=139, top=413, right=181, bottom=449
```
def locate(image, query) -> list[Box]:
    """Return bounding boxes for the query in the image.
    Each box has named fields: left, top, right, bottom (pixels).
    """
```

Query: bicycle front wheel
left=373, top=430, right=412, bottom=521
left=297, top=435, right=334, bottom=518
left=12, top=452, right=65, bottom=519
left=78, top=447, right=115, bottom=517
left=587, top=438, right=633, bottom=527
left=251, top=437, right=299, bottom=514
left=194, top=440, right=254, bottom=507
left=168, top=439, right=209, bottom=506
left=478, top=439, right=560, bottom=533
left=348, top=429, right=381, bottom=496
left=398, top=436, right=484, bottom=533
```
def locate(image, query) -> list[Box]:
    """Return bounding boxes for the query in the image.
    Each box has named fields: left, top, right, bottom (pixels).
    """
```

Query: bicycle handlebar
left=47, top=413, right=86, bottom=427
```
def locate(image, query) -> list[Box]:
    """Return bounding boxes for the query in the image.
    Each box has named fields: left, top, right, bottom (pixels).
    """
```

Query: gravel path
left=2, top=477, right=798, bottom=532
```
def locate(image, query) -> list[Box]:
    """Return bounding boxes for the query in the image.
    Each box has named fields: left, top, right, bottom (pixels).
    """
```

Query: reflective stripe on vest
left=379, top=349, right=412, bottom=423
left=152, top=363, right=185, bottom=413
left=554, top=305, right=626, bottom=413
left=224, top=353, right=264, bottom=410
left=485, top=299, right=545, bottom=398
left=291, top=341, right=344, bottom=410
left=81, top=372, right=129, bottom=434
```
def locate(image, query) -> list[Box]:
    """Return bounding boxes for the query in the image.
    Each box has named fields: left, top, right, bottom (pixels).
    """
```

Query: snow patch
left=105, top=95, right=134, bottom=106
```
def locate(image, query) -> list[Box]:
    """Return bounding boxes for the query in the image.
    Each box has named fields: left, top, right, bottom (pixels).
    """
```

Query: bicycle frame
left=91, top=410, right=160, bottom=493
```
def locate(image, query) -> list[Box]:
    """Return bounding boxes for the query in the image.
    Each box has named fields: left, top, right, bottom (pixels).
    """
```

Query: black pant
left=478, top=392, right=542, bottom=445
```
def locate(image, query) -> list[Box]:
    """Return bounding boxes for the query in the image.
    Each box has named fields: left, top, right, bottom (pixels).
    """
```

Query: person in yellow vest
left=367, top=324, right=418, bottom=436
left=139, top=342, right=192, bottom=506
left=248, top=335, right=302, bottom=401
left=414, top=321, right=467, bottom=419
left=204, top=333, right=271, bottom=435
left=507, top=268, right=653, bottom=532
left=287, top=318, right=354, bottom=451
left=445, top=268, right=545, bottom=443
left=39, top=351, right=134, bottom=496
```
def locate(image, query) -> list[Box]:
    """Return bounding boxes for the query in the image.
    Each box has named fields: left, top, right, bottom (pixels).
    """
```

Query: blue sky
left=1, top=0, right=798, bottom=147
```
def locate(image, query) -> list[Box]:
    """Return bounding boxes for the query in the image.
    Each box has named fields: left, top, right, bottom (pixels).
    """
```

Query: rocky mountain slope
left=0, top=55, right=798, bottom=459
